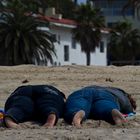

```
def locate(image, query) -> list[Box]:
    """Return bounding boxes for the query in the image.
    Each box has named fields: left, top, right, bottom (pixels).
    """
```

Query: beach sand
left=0, top=65, right=140, bottom=140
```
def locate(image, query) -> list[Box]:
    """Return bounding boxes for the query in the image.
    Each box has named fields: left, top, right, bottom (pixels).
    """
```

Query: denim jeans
left=90, top=88, right=120, bottom=124
left=64, top=87, right=120, bottom=124
left=64, top=88, right=95, bottom=123
left=4, top=85, right=65, bottom=125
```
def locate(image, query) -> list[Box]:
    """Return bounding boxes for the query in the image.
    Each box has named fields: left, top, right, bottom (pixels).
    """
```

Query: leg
left=35, top=93, right=65, bottom=127
left=4, top=96, right=34, bottom=128
left=4, top=116, right=20, bottom=129
left=43, top=113, right=56, bottom=128
left=111, top=109, right=127, bottom=125
left=72, top=110, right=85, bottom=128
left=64, top=89, right=92, bottom=127
left=91, top=100, right=125, bottom=125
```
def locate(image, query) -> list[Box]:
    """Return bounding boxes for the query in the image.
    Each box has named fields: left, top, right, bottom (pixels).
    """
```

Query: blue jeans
left=4, top=85, right=65, bottom=125
left=64, top=87, right=120, bottom=124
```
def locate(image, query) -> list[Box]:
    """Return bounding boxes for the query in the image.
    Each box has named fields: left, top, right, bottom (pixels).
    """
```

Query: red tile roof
left=41, top=16, right=77, bottom=26
left=39, top=15, right=110, bottom=32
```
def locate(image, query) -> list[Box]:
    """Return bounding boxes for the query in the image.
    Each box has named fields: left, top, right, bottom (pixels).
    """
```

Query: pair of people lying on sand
left=3, top=85, right=136, bottom=128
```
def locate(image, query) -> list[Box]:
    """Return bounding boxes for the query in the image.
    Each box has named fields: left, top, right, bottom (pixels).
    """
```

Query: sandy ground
left=0, top=65, right=140, bottom=140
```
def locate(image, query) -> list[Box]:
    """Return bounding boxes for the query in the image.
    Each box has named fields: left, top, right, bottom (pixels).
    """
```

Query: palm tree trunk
left=86, top=51, right=91, bottom=66
left=131, top=56, right=135, bottom=65
left=132, top=47, right=136, bottom=65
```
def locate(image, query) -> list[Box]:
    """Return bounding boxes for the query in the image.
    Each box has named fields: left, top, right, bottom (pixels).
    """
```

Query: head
left=128, top=94, right=137, bottom=110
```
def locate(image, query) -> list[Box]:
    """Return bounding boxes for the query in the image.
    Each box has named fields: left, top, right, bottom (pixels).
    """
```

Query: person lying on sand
left=64, top=85, right=136, bottom=128
left=3, top=85, right=65, bottom=128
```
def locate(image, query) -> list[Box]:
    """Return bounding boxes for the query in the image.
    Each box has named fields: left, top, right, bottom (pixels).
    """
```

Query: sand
left=0, top=65, right=140, bottom=140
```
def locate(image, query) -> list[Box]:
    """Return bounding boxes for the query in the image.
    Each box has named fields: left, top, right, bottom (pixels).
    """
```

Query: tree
left=73, top=3, right=105, bottom=65
left=0, top=0, right=50, bottom=16
left=0, top=0, right=77, bottom=19
left=0, top=0, right=56, bottom=65
left=108, top=21, right=140, bottom=65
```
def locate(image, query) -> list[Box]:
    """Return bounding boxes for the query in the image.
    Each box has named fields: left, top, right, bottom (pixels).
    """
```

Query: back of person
left=4, top=85, right=66, bottom=128
left=85, top=85, right=136, bottom=114
left=104, top=87, right=133, bottom=113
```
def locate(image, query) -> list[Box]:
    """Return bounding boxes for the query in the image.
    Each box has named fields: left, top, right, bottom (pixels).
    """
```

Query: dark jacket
left=9, top=85, right=66, bottom=99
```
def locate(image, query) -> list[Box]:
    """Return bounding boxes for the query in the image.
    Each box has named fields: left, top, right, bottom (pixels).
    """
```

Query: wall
left=46, top=24, right=108, bottom=66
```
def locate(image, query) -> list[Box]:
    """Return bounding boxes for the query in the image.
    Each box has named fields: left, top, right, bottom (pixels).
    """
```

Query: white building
left=40, top=15, right=109, bottom=66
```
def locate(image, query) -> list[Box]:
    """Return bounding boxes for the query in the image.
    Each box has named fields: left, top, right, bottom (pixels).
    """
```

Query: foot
left=72, top=110, right=85, bottom=128
left=43, top=113, right=56, bottom=128
left=111, top=109, right=127, bottom=125
left=4, top=117, right=20, bottom=128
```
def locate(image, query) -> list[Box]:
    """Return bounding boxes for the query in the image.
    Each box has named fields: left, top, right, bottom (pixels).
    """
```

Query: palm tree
left=0, top=0, right=56, bottom=65
left=73, top=3, right=105, bottom=65
left=108, top=21, right=140, bottom=65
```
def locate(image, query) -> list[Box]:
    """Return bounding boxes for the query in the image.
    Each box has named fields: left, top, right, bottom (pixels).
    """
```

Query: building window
left=100, top=41, right=104, bottom=53
left=64, top=45, right=69, bottom=61
left=72, top=37, right=76, bottom=49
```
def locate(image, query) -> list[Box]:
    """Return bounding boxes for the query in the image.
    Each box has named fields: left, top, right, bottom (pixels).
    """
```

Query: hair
left=114, top=87, right=137, bottom=110
left=127, top=94, right=137, bottom=110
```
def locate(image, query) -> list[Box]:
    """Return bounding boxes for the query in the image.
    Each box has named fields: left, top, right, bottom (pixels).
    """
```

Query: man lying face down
left=64, top=85, right=136, bottom=128
left=4, top=85, right=65, bottom=128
